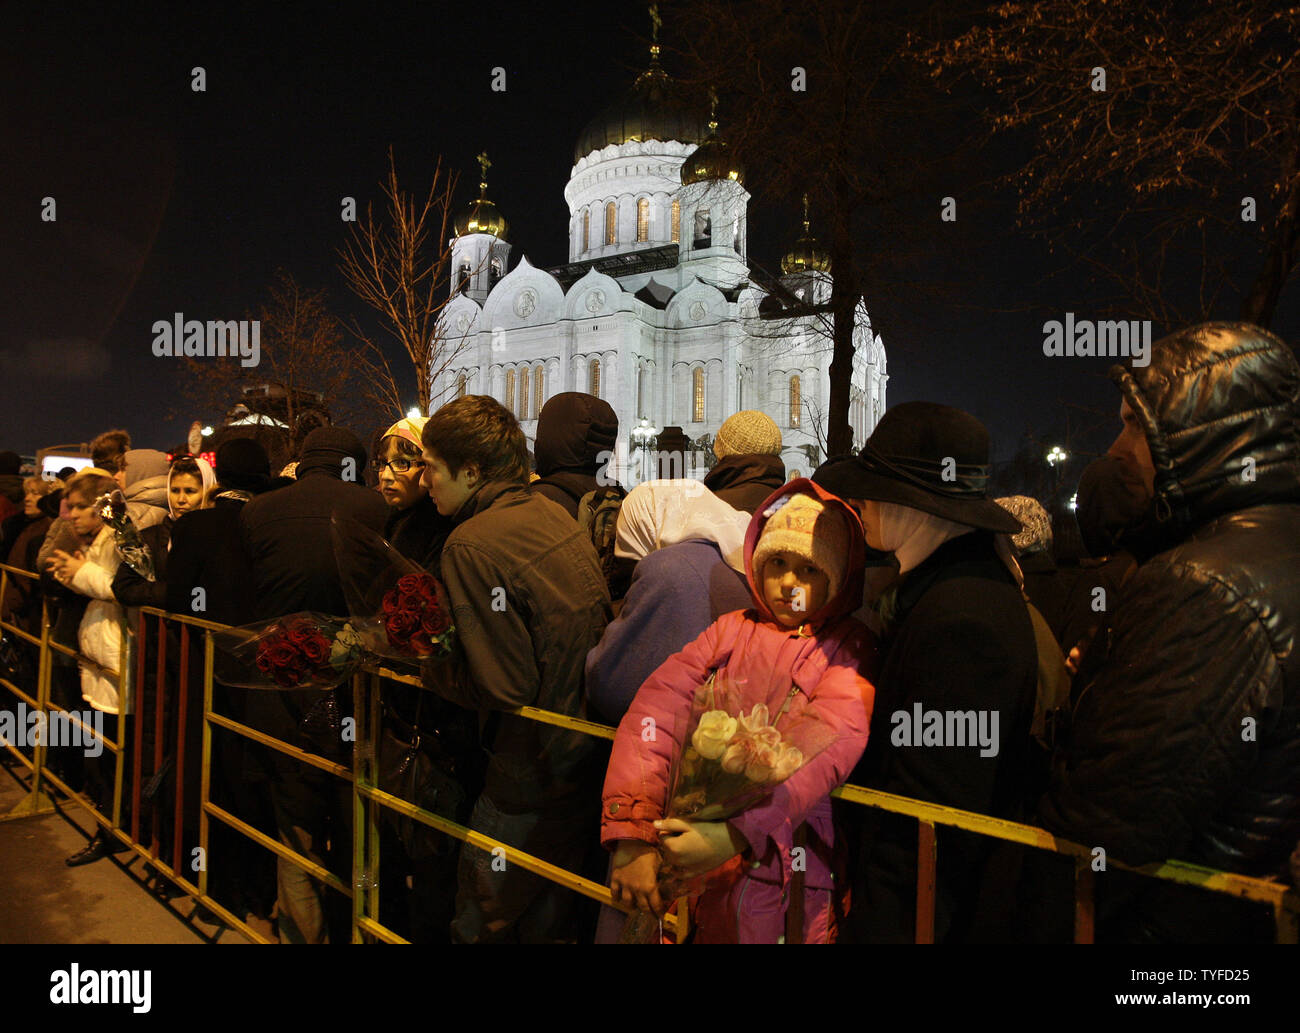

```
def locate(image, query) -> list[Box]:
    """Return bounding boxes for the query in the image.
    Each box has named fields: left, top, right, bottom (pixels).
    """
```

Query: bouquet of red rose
left=618, top=669, right=841, bottom=943
left=331, top=516, right=456, bottom=667
left=213, top=613, right=369, bottom=690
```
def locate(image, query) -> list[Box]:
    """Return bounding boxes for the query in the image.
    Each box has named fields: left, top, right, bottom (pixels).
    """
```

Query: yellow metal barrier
left=3, top=559, right=1297, bottom=944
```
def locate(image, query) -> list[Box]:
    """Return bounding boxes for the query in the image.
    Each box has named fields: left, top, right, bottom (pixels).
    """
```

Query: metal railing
left=3, top=559, right=1297, bottom=943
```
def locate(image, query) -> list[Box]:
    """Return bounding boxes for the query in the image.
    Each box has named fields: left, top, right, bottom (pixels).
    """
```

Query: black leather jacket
left=1041, top=324, right=1300, bottom=887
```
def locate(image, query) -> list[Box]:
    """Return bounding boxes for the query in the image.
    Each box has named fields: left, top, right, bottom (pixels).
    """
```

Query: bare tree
left=927, top=0, right=1300, bottom=329
left=179, top=269, right=379, bottom=454
left=338, top=148, right=472, bottom=413
left=662, top=0, right=984, bottom=454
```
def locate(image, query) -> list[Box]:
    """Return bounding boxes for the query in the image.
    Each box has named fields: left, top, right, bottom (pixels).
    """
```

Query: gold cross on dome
left=649, top=4, right=662, bottom=42
left=476, top=151, right=491, bottom=193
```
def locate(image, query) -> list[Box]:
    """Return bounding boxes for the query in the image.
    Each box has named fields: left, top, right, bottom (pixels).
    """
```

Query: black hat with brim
left=835, top=401, right=1022, bottom=534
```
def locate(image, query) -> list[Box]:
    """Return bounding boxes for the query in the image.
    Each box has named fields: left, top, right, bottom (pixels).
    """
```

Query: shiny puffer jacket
left=1042, top=323, right=1300, bottom=888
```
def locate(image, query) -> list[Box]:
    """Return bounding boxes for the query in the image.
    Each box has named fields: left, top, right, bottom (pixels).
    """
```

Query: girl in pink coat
left=603, top=478, right=876, bottom=943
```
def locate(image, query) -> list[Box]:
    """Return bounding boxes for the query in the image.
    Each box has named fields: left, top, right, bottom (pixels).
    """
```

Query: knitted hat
left=995, top=495, right=1053, bottom=555
left=715, top=410, right=782, bottom=460
left=751, top=492, right=850, bottom=604
left=297, top=427, right=367, bottom=479
left=382, top=415, right=428, bottom=452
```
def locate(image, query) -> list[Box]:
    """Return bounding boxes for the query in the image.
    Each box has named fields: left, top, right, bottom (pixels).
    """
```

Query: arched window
left=605, top=202, right=617, bottom=245
left=693, top=368, right=705, bottom=423
left=534, top=365, right=545, bottom=415
left=582, top=209, right=590, bottom=252
left=789, top=375, right=801, bottom=429
left=504, top=369, right=516, bottom=414
left=693, top=209, right=711, bottom=249
left=490, top=257, right=503, bottom=287
left=671, top=200, right=680, bottom=244
left=590, top=358, right=601, bottom=397
left=456, top=373, right=467, bottom=399
left=518, top=368, right=529, bottom=420
left=458, top=261, right=471, bottom=293
left=636, top=198, right=649, bottom=242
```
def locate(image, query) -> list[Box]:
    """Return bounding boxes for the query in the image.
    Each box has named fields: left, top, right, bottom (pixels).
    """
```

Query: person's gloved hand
left=655, top=818, right=746, bottom=876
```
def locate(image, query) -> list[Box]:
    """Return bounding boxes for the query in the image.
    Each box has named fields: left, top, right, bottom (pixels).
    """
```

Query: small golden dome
left=679, top=131, right=745, bottom=187
left=454, top=152, right=509, bottom=240
left=780, top=194, right=831, bottom=274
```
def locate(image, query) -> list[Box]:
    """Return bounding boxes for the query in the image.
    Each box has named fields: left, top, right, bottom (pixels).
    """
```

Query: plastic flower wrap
left=619, top=670, right=840, bottom=943
left=330, top=516, right=456, bottom=666
left=213, top=613, right=368, bottom=690
left=96, top=490, right=155, bottom=582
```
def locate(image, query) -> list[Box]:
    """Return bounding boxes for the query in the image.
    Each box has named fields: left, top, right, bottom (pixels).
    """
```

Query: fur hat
left=751, top=492, right=850, bottom=603
left=715, top=410, right=783, bottom=460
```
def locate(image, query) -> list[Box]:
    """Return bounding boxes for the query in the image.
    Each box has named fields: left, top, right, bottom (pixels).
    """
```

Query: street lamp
left=201, top=426, right=214, bottom=437
left=406, top=406, right=422, bottom=420
left=1046, top=445, right=1068, bottom=467
left=631, top=417, right=658, bottom=485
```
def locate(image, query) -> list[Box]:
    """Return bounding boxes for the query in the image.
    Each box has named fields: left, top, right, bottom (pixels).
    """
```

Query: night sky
left=3, top=1, right=1295, bottom=469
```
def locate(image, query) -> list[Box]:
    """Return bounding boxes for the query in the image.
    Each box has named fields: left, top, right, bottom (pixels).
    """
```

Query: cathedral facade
left=431, top=52, right=887, bottom=482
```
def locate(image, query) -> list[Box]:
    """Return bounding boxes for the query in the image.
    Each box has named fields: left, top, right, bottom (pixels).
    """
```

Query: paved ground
left=0, top=751, right=248, bottom=944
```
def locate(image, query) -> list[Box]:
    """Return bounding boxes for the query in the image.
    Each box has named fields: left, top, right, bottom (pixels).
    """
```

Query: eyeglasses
left=374, top=456, right=425, bottom=474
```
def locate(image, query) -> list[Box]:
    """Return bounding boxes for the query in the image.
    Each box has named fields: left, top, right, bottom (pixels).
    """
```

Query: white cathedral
left=430, top=43, right=887, bottom=482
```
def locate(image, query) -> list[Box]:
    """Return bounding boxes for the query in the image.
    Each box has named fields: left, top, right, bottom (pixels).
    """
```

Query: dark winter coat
left=422, top=480, right=611, bottom=811
left=239, top=468, right=389, bottom=621
left=585, top=539, right=751, bottom=724
left=849, top=530, right=1038, bottom=943
left=703, top=454, right=786, bottom=515
left=1039, top=323, right=1300, bottom=942
left=239, top=467, right=389, bottom=772
left=530, top=392, right=619, bottom=519
left=2, top=513, right=51, bottom=628
left=384, top=494, right=454, bottom=573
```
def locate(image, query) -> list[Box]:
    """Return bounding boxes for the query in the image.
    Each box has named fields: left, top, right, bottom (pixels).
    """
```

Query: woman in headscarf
left=826, top=402, right=1039, bottom=943
left=584, top=479, right=753, bottom=725
left=375, top=415, right=455, bottom=571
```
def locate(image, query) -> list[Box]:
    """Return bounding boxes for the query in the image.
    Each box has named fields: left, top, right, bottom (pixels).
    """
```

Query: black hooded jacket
left=1040, top=323, right=1300, bottom=940
left=703, top=453, right=786, bottom=515
left=530, top=392, right=619, bottom=519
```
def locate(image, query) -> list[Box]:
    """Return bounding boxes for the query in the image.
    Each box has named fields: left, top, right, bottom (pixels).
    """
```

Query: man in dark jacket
left=238, top=427, right=388, bottom=943
left=702, top=410, right=786, bottom=514
left=529, top=392, right=619, bottom=519
left=420, top=395, right=611, bottom=943
left=1039, top=322, right=1300, bottom=943
left=822, top=403, right=1037, bottom=942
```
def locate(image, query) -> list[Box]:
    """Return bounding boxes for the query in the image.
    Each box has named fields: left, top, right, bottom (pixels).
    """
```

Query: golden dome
left=780, top=194, right=831, bottom=274
left=680, top=92, right=744, bottom=186
left=574, top=47, right=708, bottom=163
left=453, top=152, right=509, bottom=240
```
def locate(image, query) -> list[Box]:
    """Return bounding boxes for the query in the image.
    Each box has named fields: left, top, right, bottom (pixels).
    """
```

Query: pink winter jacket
left=601, top=479, right=876, bottom=942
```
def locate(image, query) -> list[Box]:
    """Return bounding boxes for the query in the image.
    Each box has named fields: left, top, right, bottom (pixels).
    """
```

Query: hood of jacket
left=534, top=392, right=618, bottom=477
left=704, top=453, right=785, bottom=494
left=122, top=449, right=170, bottom=489
left=742, top=478, right=866, bottom=629
left=125, top=474, right=169, bottom=513
left=1112, top=322, right=1300, bottom=548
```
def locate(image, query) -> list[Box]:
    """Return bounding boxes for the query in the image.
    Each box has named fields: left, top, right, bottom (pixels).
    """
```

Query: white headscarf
left=614, top=479, right=751, bottom=572
left=877, top=501, right=1024, bottom=585
left=167, top=456, right=216, bottom=519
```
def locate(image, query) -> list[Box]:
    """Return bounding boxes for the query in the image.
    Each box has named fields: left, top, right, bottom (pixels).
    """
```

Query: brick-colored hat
left=715, top=410, right=782, bottom=460
left=751, top=492, right=849, bottom=603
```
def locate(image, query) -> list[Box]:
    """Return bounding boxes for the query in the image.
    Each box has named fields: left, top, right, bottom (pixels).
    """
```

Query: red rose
left=284, top=619, right=316, bottom=646
left=266, top=640, right=299, bottom=669
left=387, top=610, right=419, bottom=641
left=255, top=646, right=275, bottom=673
left=421, top=608, right=450, bottom=636
left=408, top=631, right=434, bottom=656
left=300, top=632, right=330, bottom=665
left=382, top=589, right=400, bottom=615
left=396, top=573, right=424, bottom=595
left=272, top=665, right=303, bottom=688
left=415, top=577, right=438, bottom=603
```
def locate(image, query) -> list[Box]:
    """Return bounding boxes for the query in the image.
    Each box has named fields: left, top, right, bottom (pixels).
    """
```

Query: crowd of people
left=1, top=319, right=1297, bottom=944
